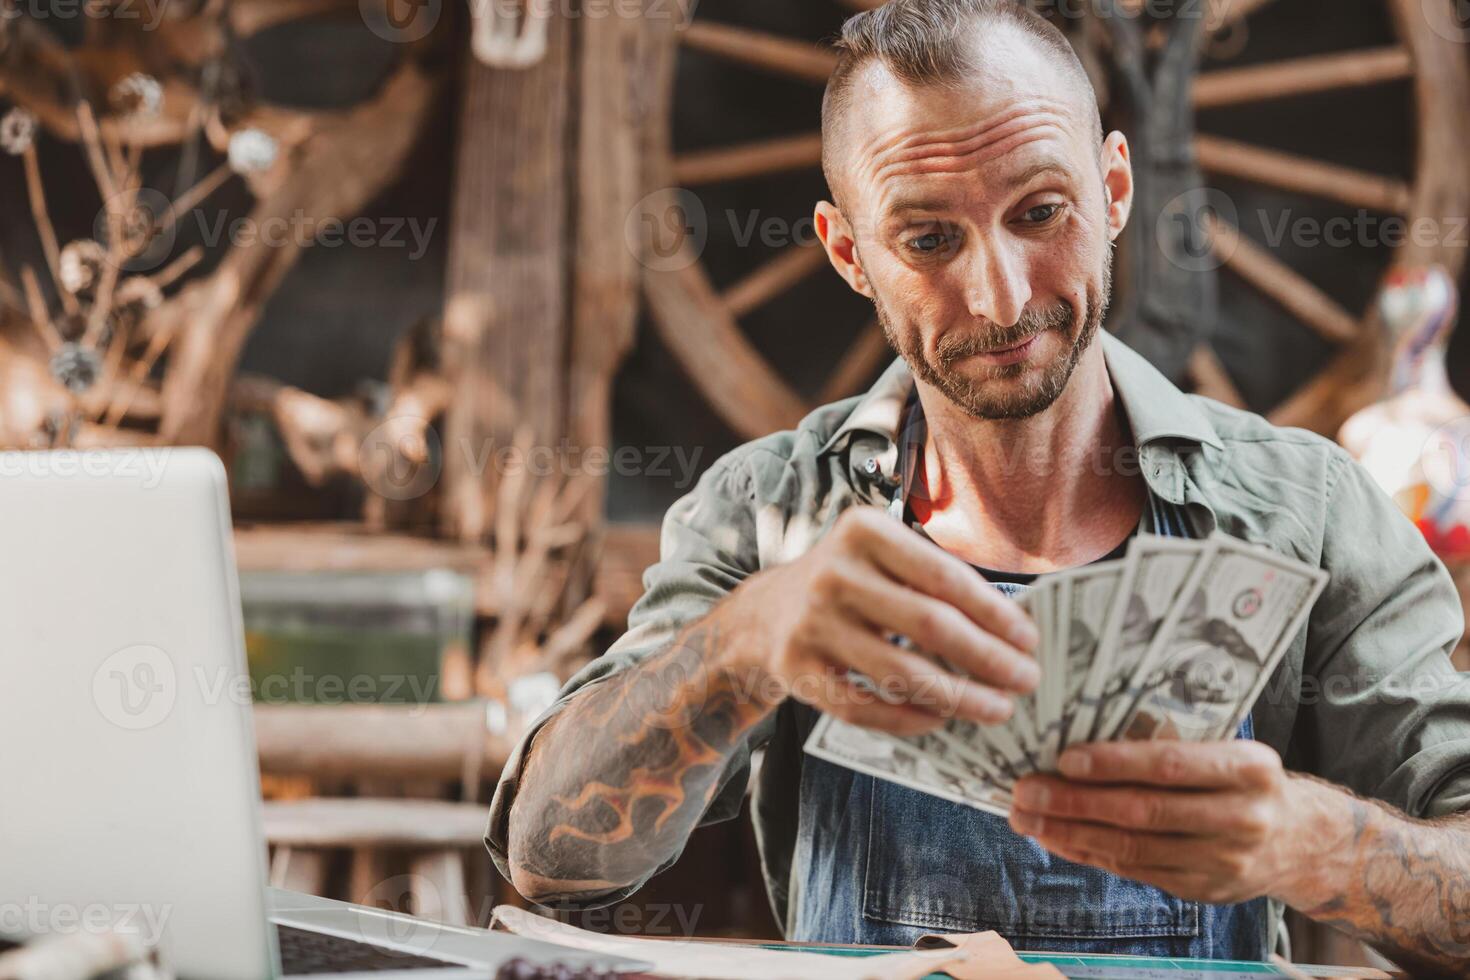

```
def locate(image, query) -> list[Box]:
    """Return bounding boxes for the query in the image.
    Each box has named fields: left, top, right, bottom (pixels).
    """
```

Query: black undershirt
left=969, top=533, right=1132, bottom=586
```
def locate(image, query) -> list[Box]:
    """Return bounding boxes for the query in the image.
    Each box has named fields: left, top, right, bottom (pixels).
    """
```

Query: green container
left=239, top=569, right=474, bottom=706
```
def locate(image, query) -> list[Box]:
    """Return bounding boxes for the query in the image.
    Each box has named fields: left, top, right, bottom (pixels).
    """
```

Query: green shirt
left=485, top=332, right=1470, bottom=930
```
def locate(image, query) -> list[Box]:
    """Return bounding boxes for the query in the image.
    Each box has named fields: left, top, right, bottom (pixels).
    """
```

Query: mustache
left=934, top=302, right=1074, bottom=363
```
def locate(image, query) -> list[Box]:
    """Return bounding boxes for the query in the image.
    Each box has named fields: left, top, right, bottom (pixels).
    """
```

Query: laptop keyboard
left=277, top=924, right=461, bottom=974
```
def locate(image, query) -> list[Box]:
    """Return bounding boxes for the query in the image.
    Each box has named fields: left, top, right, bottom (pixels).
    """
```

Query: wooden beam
left=645, top=255, right=809, bottom=439
left=673, top=132, right=823, bottom=186
left=234, top=522, right=488, bottom=573
left=1208, top=216, right=1360, bottom=344
left=1194, top=47, right=1413, bottom=109
left=565, top=8, right=649, bottom=550
left=819, top=319, right=890, bottom=405
left=254, top=702, right=514, bottom=783
left=441, top=16, right=574, bottom=542
left=1187, top=345, right=1246, bottom=408
left=597, top=522, right=661, bottom=628
left=1195, top=135, right=1411, bottom=215
left=233, top=519, right=659, bottom=627
left=680, top=21, right=837, bottom=85
left=1206, top=0, right=1277, bottom=31
left=262, top=799, right=489, bottom=848
left=721, top=243, right=829, bottom=318
left=1268, top=336, right=1382, bottom=435
left=1390, top=0, right=1470, bottom=274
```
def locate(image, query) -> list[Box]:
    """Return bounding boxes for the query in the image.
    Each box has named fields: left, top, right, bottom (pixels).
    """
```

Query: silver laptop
left=0, top=449, right=645, bottom=979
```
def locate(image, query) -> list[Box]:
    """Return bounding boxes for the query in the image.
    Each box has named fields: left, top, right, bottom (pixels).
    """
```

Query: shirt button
left=863, top=457, right=881, bottom=477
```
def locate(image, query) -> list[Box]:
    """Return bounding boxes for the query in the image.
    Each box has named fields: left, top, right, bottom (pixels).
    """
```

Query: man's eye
left=1022, top=203, right=1062, bottom=224
left=908, top=232, right=954, bottom=254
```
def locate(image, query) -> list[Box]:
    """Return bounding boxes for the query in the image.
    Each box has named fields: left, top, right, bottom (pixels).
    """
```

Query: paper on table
left=490, top=906, right=1064, bottom=980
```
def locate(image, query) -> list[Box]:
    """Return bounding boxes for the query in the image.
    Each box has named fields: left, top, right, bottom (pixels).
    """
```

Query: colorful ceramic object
left=1339, top=266, right=1470, bottom=558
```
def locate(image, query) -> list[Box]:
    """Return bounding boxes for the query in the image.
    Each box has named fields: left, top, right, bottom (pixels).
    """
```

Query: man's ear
left=1100, top=131, right=1133, bottom=242
left=814, top=201, right=873, bottom=298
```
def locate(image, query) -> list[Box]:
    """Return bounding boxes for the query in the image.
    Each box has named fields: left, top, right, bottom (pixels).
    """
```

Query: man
left=487, top=0, right=1470, bottom=972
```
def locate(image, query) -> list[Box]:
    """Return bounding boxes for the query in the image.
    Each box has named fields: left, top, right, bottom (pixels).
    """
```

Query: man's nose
left=964, top=242, right=1032, bottom=328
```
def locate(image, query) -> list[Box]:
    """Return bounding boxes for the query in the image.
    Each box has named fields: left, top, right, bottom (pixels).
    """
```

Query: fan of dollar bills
left=804, top=532, right=1329, bottom=817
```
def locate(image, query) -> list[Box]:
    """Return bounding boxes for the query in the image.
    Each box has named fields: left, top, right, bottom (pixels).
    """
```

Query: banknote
left=1115, top=535, right=1328, bottom=742
left=804, top=714, right=1012, bottom=817
left=875, top=727, right=1015, bottom=812
left=1038, top=560, right=1126, bottom=768
left=1087, top=538, right=1215, bottom=742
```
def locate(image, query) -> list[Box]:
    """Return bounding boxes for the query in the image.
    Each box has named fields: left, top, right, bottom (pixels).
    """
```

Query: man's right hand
left=728, top=506, right=1040, bottom=736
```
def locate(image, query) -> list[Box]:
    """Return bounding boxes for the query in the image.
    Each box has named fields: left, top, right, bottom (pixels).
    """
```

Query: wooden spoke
left=722, top=243, right=830, bottom=318
left=820, top=319, right=890, bottom=404
left=1187, top=345, right=1246, bottom=408
left=645, top=252, right=809, bottom=439
left=1207, top=215, right=1360, bottom=344
left=679, top=21, right=837, bottom=85
left=1195, top=47, right=1413, bottom=108
left=1268, top=337, right=1380, bottom=434
left=1206, top=0, right=1278, bottom=31
left=673, top=132, right=824, bottom=186
left=1195, top=134, right=1412, bottom=214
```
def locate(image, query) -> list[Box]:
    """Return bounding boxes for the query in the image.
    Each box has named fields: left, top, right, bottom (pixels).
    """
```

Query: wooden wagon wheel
left=638, top=0, right=1470, bottom=441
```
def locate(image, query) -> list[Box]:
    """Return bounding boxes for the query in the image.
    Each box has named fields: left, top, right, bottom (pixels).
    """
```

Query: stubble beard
left=874, top=253, right=1113, bottom=421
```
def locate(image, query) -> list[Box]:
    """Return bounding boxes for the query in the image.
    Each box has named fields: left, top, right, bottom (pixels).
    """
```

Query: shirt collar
left=818, top=330, right=1223, bottom=460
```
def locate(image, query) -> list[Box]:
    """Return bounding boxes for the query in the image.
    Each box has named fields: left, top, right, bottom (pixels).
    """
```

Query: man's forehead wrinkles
left=874, top=121, right=1065, bottom=182
left=856, top=98, right=1075, bottom=161
left=868, top=125, right=1066, bottom=195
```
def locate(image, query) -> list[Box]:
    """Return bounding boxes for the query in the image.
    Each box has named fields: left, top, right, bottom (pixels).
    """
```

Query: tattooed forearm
left=505, top=600, right=770, bottom=907
left=1287, top=777, right=1470, bottom=977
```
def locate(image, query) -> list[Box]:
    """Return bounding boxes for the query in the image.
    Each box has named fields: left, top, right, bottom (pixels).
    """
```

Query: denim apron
left=789, top=434, right=1271, bottom=956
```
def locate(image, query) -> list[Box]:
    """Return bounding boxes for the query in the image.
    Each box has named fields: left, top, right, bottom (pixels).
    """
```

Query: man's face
left=825, top=29, right=1122, bottom=420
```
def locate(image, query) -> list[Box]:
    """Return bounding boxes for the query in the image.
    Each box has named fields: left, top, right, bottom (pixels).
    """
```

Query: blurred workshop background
left=2, top=0, right=1468, bottom=969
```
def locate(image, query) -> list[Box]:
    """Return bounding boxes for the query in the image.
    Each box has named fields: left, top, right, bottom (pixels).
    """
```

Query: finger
left=1012, top=777, right=1265, bottom=835
left=820, top=618, right=1015, bottom=725
left=828, top=564, right=1040, bottom=694
left=1057, top=740, right=1283, bottom=790
left=843, top=510, right=1039, bottom=650
left=1008, top=812, right=1197, bottom=874
left=1031, top=837, right=1243, bottom=906
left=806, top=671, right=948, bottom=736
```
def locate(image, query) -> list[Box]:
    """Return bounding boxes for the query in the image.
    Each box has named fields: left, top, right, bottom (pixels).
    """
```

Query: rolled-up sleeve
left=484, top=452, right=768, bottom=892
left=1290, top=450, right=1470, bottom=818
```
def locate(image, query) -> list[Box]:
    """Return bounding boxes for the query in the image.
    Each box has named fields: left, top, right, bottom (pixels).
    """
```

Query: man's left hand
left=1010, top=740, right=1316, bottom=906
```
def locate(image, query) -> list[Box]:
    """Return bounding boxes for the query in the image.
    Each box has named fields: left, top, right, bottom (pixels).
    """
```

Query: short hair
left=821, top=0, right=1103, bottom=207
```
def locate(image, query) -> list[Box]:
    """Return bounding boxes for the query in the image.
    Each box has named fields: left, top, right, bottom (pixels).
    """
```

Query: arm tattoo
left=506, top=603, right=768, bottom=906
left=1298, top=787, right=1470, bottom=977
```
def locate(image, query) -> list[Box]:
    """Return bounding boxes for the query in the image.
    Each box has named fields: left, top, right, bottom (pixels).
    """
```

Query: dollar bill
left=1115, top=535, right=1328, bottom=742
left=804, top=714, right=1012, bottom=817
left=918, top=588, right=1041, bottom=781
left=1038, top=560, right=1126, bottom=768
left=876, top=726, right=1016, bottom=812
left=1087, top=537, right=1214, bottom=742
